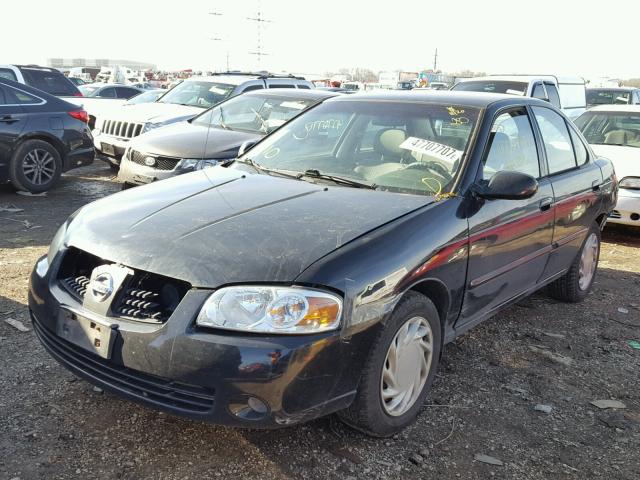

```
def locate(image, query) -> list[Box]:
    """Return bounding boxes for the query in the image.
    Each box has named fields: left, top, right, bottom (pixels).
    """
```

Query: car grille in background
left=130, top=150, right=180, bottom=171
left=609, top=210, right=622, bottom=219
left=102, top=119, right=144, bottom=139
left=32, top=316, right=216, bottom=414
left=57, top=248, right=190, bottom=323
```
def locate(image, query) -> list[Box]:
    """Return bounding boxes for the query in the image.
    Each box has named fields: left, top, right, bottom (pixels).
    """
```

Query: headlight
left=176, top=158, right=224, bottom=171
left=196, top=286, right=342, bottom=334
left=619, top=176, right=640, bottom=190
left=142, top=122, right=163, bottom=134
left=47, top=223, right=67, bottom=266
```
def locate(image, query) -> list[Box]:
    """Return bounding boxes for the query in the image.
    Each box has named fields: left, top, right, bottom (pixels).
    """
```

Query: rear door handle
left=592, top=180, right=601, bottom=191
left=539, top=197, right=553, bottom=211
left=0, top=115, right=19, bottom=124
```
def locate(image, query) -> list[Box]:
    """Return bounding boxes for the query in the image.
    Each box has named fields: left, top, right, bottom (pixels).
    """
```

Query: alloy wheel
left=22, top=149, right=56, bottom=186
left=380, top=316, right=433, bottom=416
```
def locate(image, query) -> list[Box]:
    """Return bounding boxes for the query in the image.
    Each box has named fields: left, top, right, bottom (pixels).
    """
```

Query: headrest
left=376, top=128, right=407, bottom=157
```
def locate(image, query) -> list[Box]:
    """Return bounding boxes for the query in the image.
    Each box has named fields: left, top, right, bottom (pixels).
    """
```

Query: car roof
left=457, top=75, right=584, bottom=85
left=325, top=90, right=551, bottom=108
left=185, top=74, right=308, bottom=86
left=243, top=89, right=338, bottom=100
left=585, top=105, right=640, bottom=113
left=587, top=86, right=636, bottom=92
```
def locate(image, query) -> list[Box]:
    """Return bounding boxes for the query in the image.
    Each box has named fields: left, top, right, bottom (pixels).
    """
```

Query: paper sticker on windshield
left=280, top=101, right=307, bottom=110
left=399, top=137, right=463, bottom=164
left=209, top=86, right=228, bottom=95
left=506, top=89, right=525, bottom=96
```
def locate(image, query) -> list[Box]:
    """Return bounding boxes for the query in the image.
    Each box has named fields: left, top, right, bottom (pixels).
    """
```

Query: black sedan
left=0, top=78, right=94, bottom=193
left=29, top=91, right=616, bottom=436
left=117, top=89, right=337, bottom=187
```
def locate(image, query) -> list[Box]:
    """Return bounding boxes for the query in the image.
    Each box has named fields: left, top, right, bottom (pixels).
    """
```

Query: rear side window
left=269, top=84, right=295, bottom=89
left=0, top=68, right=17, bottom=81
left=115, top=87, right=138, bottom=99
left=568, top=128, right=588, bottom=165
left=19, top=68, right=77, bottom=96
left=532, top=106, right=577, bottom=174
left=297, top=84, right=311, bottom=89
left=242, top=85, right=264, bottom=93
left=532, top=83, right=547, bottom=101
left=3, top=85, right=42, bottom=105
left=0, top=86, right=7, bottom=104
left=99, top=87, right=117, bottom=98
left=545, top=83, right=561, bottom=108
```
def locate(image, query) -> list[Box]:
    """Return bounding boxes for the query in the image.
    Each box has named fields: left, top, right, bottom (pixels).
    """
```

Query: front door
left=0, top=85, right=26, bottom=170
left=459, top=107, right=555, bottom=324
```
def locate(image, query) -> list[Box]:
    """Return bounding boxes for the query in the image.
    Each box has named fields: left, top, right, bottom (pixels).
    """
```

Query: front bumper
left=93, top=132, right=130, bottom=165
left=28, top=256, right=365, bottom=428
left=117, top=156, right=180, bottom=186
left=607, top=191, right=640, bottom=227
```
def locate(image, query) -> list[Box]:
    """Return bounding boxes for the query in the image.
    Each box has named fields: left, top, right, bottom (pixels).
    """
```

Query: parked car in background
left=575, top=105, right=640, bottom=226
left=586, top=87, right=640, bottom=107
left=92, top=72, right=314, bottom=169
left=0, top=78, right=93, bottom=193
left=452, top=75, right=587, bottom=119
left=68, top=77, right=87, bottom=87
left=30, top=91, right=615, bottom=437
left=118, top=89, right=336, bottom=187
left=78, top=83, right=143, bottom=99
left=0, top=64, right=82, bottom=97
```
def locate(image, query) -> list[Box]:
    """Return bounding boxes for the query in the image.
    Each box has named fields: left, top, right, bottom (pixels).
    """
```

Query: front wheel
left=548, top=223, right=601, bottom=302
left=338, top=292, right=441, bottom=437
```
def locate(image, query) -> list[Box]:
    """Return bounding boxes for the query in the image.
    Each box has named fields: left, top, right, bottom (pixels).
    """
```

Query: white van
left=452, top=75, right=587, bottom=119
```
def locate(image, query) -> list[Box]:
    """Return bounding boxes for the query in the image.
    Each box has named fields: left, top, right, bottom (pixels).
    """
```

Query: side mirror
left=238, top=140, right=258, bottom=157
left=472, top=171, right=538, bottom=200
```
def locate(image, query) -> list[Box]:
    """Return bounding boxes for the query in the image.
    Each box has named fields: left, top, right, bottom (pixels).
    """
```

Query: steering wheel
left=403, top=161, right=452, bottom=182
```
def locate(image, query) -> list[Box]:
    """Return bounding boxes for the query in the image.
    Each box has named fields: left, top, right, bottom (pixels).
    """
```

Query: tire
left=9, top=140, right=62, bottom=193
left=108, top=162, right=120, bottom=172
left=338, top=291, right=442, bottom=437
left=548, top=222, right=601, bottom=303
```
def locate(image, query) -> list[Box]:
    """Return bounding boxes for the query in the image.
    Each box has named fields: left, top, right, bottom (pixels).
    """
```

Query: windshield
left=158, top=80, right=234, bottom=108
left=237, top=101, right=480, bottom=196
left=586, top=90, right=631, bottom=106
left=125, top=90, right=164, bottom=105
left=452, top=80, right=528, bottom=96
left=575, top=111, right=640, bottom=148
left=193, top=94, right=319, bottom=134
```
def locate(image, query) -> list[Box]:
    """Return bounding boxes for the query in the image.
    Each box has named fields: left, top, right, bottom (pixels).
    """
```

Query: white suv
left=92, top=72, right=313, bottom=168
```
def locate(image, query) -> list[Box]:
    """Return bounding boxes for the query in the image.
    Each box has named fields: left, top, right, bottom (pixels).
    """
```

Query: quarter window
left=532, top=107, right=577, bottom=174
left=0, top=68, right=17, bottom=81
left=4, top=86, right=41, bottom=105
left=482, top=109, right=540, bottom=180
left=532, top=83, right=547, bottom=101
left=569, top=128, right=588, bottom=165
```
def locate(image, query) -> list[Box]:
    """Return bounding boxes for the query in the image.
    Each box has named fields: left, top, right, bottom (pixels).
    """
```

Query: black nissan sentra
left=29, top=91, right=616, bottom=436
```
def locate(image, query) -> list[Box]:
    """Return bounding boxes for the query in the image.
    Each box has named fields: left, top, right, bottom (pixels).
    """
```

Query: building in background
left=47, top=58, right=156, bottom=73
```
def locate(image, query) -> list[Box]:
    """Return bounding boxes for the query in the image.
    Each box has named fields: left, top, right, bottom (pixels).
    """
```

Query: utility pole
left=246, top=0, right=272, bottom=68
left=433, top=48, right=438, bottom=72
left=208, top=11, right=228, bottom=72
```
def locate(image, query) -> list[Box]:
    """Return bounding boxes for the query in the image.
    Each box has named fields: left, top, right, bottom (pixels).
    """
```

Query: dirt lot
left=1, top=163, right=639, bottom=480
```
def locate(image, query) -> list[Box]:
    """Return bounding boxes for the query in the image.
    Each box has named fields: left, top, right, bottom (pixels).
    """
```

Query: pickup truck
left=92, top=72, right=313, bottom=168
left=452, top=75, right=587, bottom=119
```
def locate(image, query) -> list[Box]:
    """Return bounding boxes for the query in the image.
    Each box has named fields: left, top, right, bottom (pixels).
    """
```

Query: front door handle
left=539, top=197, right=553, bottom=211
left=0, top=115, right=19, bottom=124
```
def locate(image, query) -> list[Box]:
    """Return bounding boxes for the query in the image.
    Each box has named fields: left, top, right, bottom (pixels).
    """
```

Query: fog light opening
left=630, top=213, right=639, bottom=221
left=228, top=396, right=270, bottom=421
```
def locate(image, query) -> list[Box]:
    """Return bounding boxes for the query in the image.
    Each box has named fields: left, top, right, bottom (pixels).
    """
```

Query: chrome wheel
left=22, top=149, right=56, bottom=186
left=578, top=232, right=599, bottom=291
left=380, top=316, right=433, bottom=417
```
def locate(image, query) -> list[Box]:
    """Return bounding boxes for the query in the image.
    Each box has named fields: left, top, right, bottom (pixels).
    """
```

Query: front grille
left=32, top=316, right=215, bottom=414
left=609, top=210, right=622, bottom=219
left=102, top=119, right=144, bottom=139
left=57, top=248, right=190, bottom=323
left=130, top=150, right=180, bottom=171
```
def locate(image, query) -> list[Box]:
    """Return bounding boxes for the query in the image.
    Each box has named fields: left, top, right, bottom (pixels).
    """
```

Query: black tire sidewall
left=355, top=292, right=442, bottom=436
left=10, top=140, right=62, bottom=193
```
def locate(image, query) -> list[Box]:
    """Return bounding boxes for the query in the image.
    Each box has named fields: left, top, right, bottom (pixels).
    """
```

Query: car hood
left=65, top=167, right=434, bottom=287
left=128, top=121, right=261, bottom=159
left=591, top=144, right=639, bottom=180
left=101, top=102, right=204, bottom=124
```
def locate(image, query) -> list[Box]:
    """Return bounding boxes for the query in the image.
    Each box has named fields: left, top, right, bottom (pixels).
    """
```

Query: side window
left=568, top=127, right=588, bottom=165
left=0, top=68, right=18, bottom=81
left=242, top=85, right=264, bottom=93
left=297, top=84, right=311, bottom=89
left=0, top=86, right=6, bottom=104
left=115, top=87, right=137, bottom=99
left=5, top=86, right=41, bottom=105
left=544, top=83, right=561, bottom=108
left=268, top=84, right=295, bottom=89
left=532, top=106, right=577, bottom=174
left=532, top=83, right=547, bottom=101
left=482, top=109, right=540, bottom=180
left=99, top=87, right=117, bottom=98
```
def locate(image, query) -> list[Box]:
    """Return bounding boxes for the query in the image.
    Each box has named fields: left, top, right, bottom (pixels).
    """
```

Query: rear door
left=0, top=85, right=28, bottom=169
left=460, top=107, right=555, bottom=323
left=530, top=106, right=603, bottom=278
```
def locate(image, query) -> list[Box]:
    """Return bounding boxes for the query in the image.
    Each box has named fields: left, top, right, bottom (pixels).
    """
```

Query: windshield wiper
left=218, top=107, right=230, bottom=130
left=237, top=158, right=301, bottom=179
left=300, top=169, right=377, bottom=190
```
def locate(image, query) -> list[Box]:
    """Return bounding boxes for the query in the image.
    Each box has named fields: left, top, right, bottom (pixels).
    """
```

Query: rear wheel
left=9, top=140, right=62, bottom=193
left=338, top=292, right=441, bottom=437
left=548, top=223, right=601, bottom=302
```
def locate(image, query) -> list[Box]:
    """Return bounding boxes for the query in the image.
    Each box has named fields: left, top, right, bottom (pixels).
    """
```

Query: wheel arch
left=15, top=132, right=66, bottom=161
left=405, top=277, right=451, bottom=336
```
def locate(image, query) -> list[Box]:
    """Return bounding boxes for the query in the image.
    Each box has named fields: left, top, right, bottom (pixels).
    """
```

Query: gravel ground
left=1, top=163, right=639, bottom=480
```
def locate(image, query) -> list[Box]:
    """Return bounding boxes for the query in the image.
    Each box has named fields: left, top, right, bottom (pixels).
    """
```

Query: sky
left=3, top=0, right=638, bottom=79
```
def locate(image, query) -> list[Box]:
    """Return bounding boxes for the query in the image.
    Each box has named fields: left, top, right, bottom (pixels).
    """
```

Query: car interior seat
left=355, top=128, right=408, bottom=180
left=604, top=129, right=637, bottom=145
